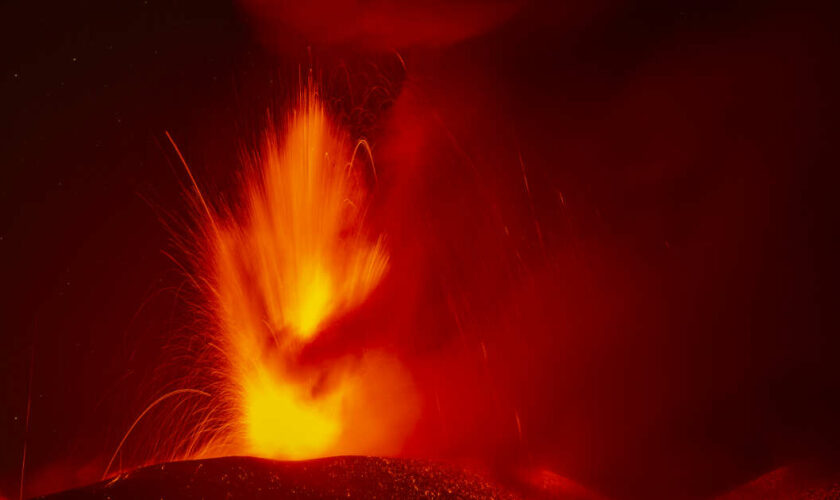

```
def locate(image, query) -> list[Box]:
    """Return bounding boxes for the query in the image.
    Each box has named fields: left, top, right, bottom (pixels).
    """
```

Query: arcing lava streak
left=177, top=85, right=418, bottom=462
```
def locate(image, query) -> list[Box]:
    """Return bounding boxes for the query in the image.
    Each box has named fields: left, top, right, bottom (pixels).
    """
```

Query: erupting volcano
left=172, top=85, right=418, bottom=462
left=3, top=0, right=835, bottom=498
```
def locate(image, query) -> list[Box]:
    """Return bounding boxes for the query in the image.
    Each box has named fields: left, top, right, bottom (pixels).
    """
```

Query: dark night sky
left=1, top=1, right=836, bottom=498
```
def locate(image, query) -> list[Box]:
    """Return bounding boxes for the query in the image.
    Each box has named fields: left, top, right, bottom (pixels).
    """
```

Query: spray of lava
left=170, top=85, right=418, bottom=462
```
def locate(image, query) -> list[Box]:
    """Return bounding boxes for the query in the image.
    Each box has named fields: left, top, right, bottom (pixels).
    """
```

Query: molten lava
left=192, top=88, right=418, bottom=461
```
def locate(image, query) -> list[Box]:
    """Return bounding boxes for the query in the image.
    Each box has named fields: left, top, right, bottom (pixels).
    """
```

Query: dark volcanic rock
left=714, top=463, right=840, bottom=500
left=37, top=456, right=517, bottom=499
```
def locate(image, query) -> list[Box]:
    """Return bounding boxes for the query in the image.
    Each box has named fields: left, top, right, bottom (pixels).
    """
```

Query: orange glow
left=241, top=366, right=342, bottom=459
left=200, top=87, right=417, bottom=460
left=216, top=95, right=388, bottom=343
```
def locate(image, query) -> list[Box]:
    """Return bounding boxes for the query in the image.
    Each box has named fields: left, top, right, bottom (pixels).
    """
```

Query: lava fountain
left=179, top=85, right=418, bottom=462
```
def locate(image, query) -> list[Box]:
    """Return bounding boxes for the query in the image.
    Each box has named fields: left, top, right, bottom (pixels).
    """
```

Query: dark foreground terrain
left=34, top=455, right=840, bottom=499
left=37, top=456, right=518, bottom=499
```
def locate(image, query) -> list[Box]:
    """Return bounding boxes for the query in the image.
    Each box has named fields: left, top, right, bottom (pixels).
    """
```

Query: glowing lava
left=194, top=87, right=417, bottom=460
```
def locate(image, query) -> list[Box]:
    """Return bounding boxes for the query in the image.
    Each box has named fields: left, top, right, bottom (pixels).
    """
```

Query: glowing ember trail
left=188, top=87, right=418, bottom=461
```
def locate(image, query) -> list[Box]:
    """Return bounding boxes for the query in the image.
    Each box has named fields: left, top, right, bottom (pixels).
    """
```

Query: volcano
left=3, top=0, right=836, bottom=499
